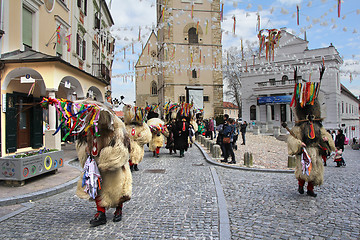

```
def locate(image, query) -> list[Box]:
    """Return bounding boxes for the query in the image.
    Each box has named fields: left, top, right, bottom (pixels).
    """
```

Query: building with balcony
left=240, top=28, right=359, bottom=139
left=0, top=0, right=115, bottom=156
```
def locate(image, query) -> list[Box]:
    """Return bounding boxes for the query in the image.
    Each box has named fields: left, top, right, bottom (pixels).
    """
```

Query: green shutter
left=6, top=94, right=17, bottom=153
left=30, top=98, right=43, bottom=149
left=22, top=7, right=32, bottom=47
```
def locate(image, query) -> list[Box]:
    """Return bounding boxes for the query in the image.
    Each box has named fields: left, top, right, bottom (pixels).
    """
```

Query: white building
left=239, top=28, right=359, bottom=139
left=340, top=84, right=360, bottom=140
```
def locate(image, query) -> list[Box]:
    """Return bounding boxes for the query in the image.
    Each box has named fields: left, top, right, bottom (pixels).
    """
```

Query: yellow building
left=135, top=0, right=223, bottom=119
left=0, top=0, right=114, bottom=156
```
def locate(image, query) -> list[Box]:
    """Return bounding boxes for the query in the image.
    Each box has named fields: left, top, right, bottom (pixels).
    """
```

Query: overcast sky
left=108, top=0, right=360, bottom=105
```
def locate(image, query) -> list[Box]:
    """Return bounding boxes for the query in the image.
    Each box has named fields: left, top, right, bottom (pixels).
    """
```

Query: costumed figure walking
left=41, top=98, right=132, bottom=227
left=173, top=103, right=192, bottom=157
left=146, top=104, right=169, bottom=158
left=123, top=105, right=152, bottom=171
left=164, top=103, right=179, bottom=155
left=286, top=66, right=335, bottom=197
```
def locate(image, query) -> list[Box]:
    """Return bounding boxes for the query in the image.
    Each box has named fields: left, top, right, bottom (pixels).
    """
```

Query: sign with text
left=257, top=95, right=292, bottom=105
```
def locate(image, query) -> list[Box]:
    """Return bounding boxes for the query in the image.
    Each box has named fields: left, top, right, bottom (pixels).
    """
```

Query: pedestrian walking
left=221, top=118, right=236, bottom=164
left=335, top=129, right=345, bottom=152
left=173, top=113, right=190, bottom=158
left=240, top=121, right=247, bottom=145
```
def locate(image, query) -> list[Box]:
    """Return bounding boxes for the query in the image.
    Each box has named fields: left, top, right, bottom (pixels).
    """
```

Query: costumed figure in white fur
left=74, top=100, right=132, bottom=227
left=123, top=104, right=152, bottom=171
left=286, top=66, right=335, bottom=197
left=146, top=104, right=169, bottom=157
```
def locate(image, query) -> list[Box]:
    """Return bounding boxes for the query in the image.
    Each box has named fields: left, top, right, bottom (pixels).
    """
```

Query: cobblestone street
left=0, top=144, right=359, bottom=239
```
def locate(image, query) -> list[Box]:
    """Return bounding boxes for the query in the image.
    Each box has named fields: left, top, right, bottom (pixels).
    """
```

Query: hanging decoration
left=338, top=0, right=341, bottom=18
left=232, top=16, right=236, bottom=34
left=196, top=21, right=199, bottom=34
left=220, top=3, right=224, bottom=21
left=241, top=39, right=244, bottom=60
left=191, top=4, right=194, bottom=19
left=205, top=20, right=209, bottom=34
left=40, top=97, right=108, bottom=141
left=28, top=82, right=36, bottom=96
left=257, top=29, right=282, bottom=61
left=56, top=26, right=61, bottom=44
left=297, top=5, right=300, bottom=25
left=64, top=34, right=71, bottom=52
left=257, top=14, right=260, bottom=31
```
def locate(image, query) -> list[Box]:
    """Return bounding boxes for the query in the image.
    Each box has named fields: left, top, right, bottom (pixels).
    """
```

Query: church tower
left=136, top=0, right=223, bottom=119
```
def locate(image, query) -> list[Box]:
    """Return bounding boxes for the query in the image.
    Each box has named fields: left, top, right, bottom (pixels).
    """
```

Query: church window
left=151, top=81, right=158, bottom=96
left=281, top=75, right=288, bottom=85
left=192, top=69, right=197, bottom=78
left=203, top=96, right=209, bottom=102
left=188, top=27, right=198, bottom=44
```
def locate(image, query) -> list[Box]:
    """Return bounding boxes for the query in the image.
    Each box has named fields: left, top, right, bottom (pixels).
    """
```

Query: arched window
left=192, top=69, right=197, bottom=78
left=151, top=81, right=158, bottom=96
left=281, top=75, right=288, bottom=85
left=250, top=105, right=256, bottom=121
left=188, top=27, right=198, bottom=44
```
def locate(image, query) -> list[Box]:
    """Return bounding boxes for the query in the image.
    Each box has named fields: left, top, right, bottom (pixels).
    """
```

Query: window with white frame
left=76, top=33, right=86, bottom=60
left=77, top=0, right=87, bottom=15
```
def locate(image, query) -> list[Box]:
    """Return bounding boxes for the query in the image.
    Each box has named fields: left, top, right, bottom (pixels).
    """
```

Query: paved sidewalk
left=0, top=143, right=80, bottom=209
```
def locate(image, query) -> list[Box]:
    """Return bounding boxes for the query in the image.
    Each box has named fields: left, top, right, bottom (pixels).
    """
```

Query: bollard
left=244, top=152, right=253, bottom=166
left=253, top=126, right=260, bottom=135
left=213, top=144, right=221, bottom=158
left=288, top=155, right=296, bottom=168
left=273, top=126, right=280, bottom=138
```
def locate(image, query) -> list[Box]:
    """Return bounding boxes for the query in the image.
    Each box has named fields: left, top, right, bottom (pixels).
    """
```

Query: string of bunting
left=40, top=97, right=106, bottom=140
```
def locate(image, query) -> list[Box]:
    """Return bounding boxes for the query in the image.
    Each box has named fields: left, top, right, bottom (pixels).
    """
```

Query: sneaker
left=90, top=211, right=107, bottom=227
left=113, top=209, right=122, bottom=222
left=307, top=190, right=317, bottom=197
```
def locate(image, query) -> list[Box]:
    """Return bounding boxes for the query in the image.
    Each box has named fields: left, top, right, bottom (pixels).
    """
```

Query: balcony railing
left=92, top=63, right=110, bottom=84
left=256, top=77, right=305, bottom=87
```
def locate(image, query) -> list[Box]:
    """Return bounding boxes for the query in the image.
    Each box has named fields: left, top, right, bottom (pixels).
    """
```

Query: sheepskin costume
left=75, top=100, right=132, bottom=210
left=147, top=118, right=168, bottom=156
left=287, top=90, right=335, bottom=196
left=123, top=105, right=152, bottom=169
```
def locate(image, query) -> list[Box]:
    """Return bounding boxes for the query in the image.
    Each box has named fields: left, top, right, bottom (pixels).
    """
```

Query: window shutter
left=6, top=94, right=17, bottom=153
left=82, top=39, right=86, bottom=60
left=76, top=33, right=80, bottom=55
left=22, top=7, right=32, bottom=47
left=30, top=98, right=43, bottom=149
left=77, top=0, right=81, bottom=8
left=84, top=0, right=87, bottom=16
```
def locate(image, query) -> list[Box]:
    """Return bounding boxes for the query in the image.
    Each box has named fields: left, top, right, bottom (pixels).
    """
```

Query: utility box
left=0, top=150, right=63, bottom=181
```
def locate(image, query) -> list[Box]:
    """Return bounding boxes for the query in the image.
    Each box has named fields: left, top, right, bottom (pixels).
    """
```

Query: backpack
left=344, top=137, right=349, bottom=145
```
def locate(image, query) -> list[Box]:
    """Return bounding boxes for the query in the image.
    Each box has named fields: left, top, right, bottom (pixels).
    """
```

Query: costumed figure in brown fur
left=286, top=66, right=335, bottom=197
left=123, top=104, right=152, bottom=171
left=41, top=98, right=132, bottom=227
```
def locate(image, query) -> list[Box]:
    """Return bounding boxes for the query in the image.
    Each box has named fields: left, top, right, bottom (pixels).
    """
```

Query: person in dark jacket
left=173, top=116, right=190, bottom=157
left=240, top=121, right=247, bottom=145
left=221, top=118, right=236, bottom=164
left=165, top=119, right=176, bottom=155
left=335, top=129, right=345, bottom=151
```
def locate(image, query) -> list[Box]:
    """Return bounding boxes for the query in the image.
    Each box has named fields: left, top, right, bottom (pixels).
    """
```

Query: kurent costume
left=286, top=66, right=335, bottom=197
left=173, top=103, right=192, bottom=157
left=147, top=117, right=169, bottom=157
left=123, top=105, right=152, bottom=171
left=41, top=98, right=132, bottom=227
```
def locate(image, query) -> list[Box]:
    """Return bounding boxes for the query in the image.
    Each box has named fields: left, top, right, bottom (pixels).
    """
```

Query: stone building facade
left=136, top=0, right=223, bottom=119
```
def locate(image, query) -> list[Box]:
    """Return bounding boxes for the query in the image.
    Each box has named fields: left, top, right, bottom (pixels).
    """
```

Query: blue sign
left=257, top=95, right=292, bottom=105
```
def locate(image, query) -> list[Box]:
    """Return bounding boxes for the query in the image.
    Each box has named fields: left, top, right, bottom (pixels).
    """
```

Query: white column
left=48, top=91, right=56, bottom=130
left=266, top=105, right=272, bottom=122
left=286, top=104, right=291, bottom=122
left=256, top=105, right=260, bottom=122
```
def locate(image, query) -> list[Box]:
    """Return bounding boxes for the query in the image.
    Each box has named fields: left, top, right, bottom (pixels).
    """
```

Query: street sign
left=20, top=74, right=35, bottom=83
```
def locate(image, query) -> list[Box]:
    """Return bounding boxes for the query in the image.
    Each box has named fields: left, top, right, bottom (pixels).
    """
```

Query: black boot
left=134, top=164, right=139, bottom=171
left=130, top=164, right=134, bottom=172
left=307, top=190, right=317, bottom=197
left=229, top=160, right=236, bottom=164
left=298, top=185, right=304, bottom=194
left=90, top=211, right=107, bottom=227
left=220, top=159, right=228, bottom=163
left=113, top=207, right=122, bottom=222
left=153, top=151, right=155, bottom=157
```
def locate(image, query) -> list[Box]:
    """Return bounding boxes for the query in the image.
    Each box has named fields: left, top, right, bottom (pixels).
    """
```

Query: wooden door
left=17, top=97, right=31, bottom=148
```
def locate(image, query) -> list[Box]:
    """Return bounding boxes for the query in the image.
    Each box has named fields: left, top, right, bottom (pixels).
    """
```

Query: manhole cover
left=144, top=169, right=166, bottom=174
